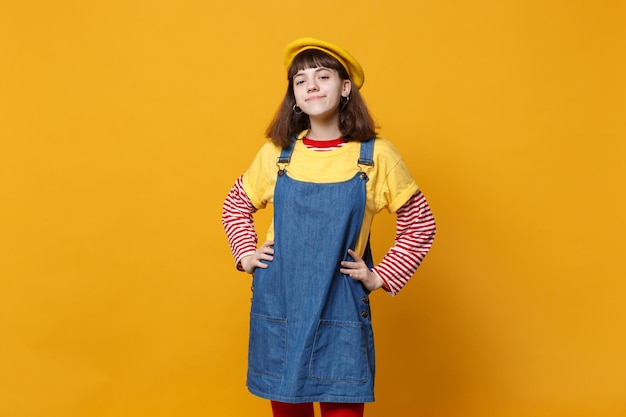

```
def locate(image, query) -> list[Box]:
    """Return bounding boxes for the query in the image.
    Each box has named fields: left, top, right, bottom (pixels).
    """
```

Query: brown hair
left=265, top=49, right=377, bottom=147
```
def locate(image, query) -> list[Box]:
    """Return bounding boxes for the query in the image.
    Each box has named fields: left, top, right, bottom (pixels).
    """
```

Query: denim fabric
left=247, top=139, right=376, bottom=403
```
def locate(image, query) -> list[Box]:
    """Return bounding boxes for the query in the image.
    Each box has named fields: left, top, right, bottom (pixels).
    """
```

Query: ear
left=342, top=79, right=352, bottom=97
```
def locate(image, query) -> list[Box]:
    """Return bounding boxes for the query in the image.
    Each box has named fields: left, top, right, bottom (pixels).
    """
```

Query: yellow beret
left=283, top=37, right=365, bottom=89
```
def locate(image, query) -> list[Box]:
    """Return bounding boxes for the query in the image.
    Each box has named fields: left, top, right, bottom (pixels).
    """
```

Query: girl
left=222, top=38, right=436, bottom=417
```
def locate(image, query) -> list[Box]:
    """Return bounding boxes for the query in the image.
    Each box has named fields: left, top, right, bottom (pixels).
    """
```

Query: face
left=292, top=67, right=351, bottom=120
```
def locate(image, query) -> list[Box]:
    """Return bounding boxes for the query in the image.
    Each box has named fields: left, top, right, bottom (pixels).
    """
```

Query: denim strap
left=357, top=138, right=375, bottom=167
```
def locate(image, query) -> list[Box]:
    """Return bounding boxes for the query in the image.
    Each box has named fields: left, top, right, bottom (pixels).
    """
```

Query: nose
left=306, top=78, right=319, bottom=92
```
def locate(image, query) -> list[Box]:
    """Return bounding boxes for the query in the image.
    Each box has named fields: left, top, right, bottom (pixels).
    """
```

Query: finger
left=260, top=248, right=274, bottom=256
left=341, top=261, right=364, bottom=272
left=256, top=252, right=272, bottom=263
left=347, top=248, right=363, bottom=263
left=340, top=260, right=357, bottom=269
left=341, top=269, right=366, bottom=281
left=340, top=267, right=358, bottom=278
left=260, top=241, right=275, bottom=254
left=255, top=261, right=269, bottom=269
left=255, top=248, right=274, bottom=267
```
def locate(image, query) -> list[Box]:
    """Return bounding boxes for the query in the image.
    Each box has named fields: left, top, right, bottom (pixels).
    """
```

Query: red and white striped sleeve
left=372, top=190, right=436, bottom=295
left=221, top=175, right=259, bottom=271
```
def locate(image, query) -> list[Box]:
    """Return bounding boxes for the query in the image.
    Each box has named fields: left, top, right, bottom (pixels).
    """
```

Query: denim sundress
left=247, top=138, right=376, bottom=403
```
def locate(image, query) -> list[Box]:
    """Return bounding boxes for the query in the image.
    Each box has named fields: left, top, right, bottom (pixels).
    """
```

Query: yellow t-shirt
left=242, top=135, right=419, bottom=256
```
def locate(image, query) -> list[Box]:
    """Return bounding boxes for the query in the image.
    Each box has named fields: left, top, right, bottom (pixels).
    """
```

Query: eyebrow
left=294, top=67, right=332, bottom=76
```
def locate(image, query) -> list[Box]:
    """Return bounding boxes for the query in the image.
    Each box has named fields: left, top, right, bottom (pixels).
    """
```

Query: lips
left=305, top=96, right=324, bottom=102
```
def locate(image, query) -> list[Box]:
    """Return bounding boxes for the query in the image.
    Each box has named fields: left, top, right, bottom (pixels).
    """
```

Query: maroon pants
left=271, top=401, right=364, bottom=417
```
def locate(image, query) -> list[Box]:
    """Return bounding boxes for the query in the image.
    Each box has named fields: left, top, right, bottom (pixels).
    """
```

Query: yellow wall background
left=1, top=1, right=625, bottom=416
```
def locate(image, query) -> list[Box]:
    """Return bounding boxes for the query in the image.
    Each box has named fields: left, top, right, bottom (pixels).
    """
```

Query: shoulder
left=371, top=137, right=405, bottom=166
left=369, top=136, right=416, bottom=186
left=246, top=139, right=284, bottom=168
left=369, top=137, right=419, bottom=212
left=256, top=139, right=283, bottom=157
left=243, top=139, right=284, bottom=177
left=242, top=140, right=284, bottom=208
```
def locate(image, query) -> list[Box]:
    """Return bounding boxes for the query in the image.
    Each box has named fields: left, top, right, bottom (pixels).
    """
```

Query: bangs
left=287, top=49, right=349, bottom=80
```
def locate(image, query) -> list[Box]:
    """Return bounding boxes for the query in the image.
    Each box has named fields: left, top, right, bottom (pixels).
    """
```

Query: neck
left=307, top=114, right=342, bottom=141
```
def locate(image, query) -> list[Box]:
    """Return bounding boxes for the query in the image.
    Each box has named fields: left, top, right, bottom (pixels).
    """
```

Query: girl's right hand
left=240, top=240, right=275, bottom=274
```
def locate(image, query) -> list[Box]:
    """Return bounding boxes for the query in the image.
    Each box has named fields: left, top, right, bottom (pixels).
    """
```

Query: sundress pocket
left=248, top=313, right=287, bottom=379
left=309, top=319, right=369, bottom=383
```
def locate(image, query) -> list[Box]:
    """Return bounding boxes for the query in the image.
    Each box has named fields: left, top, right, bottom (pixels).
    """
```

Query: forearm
left=372, top=191, right=436, bottom=295
left=221, top=176, right=259, bottom=270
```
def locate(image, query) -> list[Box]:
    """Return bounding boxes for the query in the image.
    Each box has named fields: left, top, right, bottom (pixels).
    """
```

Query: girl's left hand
left=340, top=249, right=385, bottom=292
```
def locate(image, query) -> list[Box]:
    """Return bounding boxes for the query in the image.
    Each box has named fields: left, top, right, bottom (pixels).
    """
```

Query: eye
left=318, top=71, right=331, bottom=80
left=294, top=78, right=305, bottom=86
